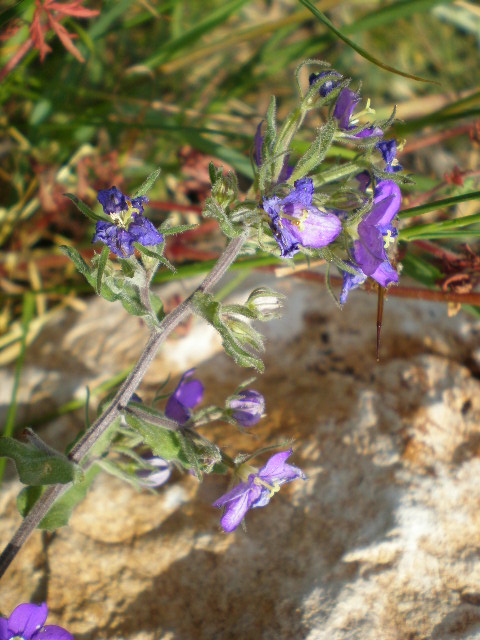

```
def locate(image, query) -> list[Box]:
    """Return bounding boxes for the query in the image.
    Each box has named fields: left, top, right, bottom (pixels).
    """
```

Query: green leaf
left=400, top=253, right=443, bottom=287
left=17, top=464, right=102, bottom=530
left=159, top=223, right=198, bottom=236
left=398, top=191, right=480, bottom=219
left=290, top=119, right=335, bottom=182
left=299, top=0, right=438, bottom=85
left=0, top=437, right=79, bottom=486
left=96, top=244, right=110, bottom=294
left=133, top=242, right=175, bottom=272
left=59, top=245, right=91, bottom=280
left=125, top=413, right=189, bottom=466
left=64, top=193, right=110, bottom=222
left=132, top=168, right=162, bottom=198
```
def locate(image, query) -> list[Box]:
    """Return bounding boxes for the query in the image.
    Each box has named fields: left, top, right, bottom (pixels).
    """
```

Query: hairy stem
left=0, top=231, right=248, bottom=581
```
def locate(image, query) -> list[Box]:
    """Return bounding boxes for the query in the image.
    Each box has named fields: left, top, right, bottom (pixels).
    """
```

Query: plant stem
left=0, top=231, right=248, bottom=581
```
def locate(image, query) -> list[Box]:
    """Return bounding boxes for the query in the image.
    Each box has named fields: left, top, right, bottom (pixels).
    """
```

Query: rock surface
left=1, top=275, right=480, bottom=639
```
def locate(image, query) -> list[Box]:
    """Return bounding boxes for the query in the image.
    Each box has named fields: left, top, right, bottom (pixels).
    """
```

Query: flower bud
left=227, top=389, right=265, bottom=428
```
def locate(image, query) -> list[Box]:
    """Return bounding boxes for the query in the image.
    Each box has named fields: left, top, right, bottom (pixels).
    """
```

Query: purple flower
left=355, top=171, right=371, bottom=193
left=227, top=389, right=265, bottom=428
left=213, top=449, right=306, bottom=532
left=352, top=180, right=401, bottom=287
left=254, top=121, right=293, bottom=183
left=92, top=186, right=163, bottom=258
left=309, top=70, right=342, bottom=97
left=340, top=265, right=367, bottom=305
left=334, top=88, right=382, bottom=139
left=263, top=178, right=342, bottom=258
left=165, top=369, right=204, bottom=425
left=377, top=140, right=402, bottom=173
left=0, top=603, right=73, bottom=640
left=136, top=457, right=171, bottom=488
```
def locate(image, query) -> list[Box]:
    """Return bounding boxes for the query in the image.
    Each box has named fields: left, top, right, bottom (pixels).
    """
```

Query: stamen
left=110, top=200, right=141, bottom=230
left=279, top=208, right=309, bottom=231
left=254, top=477, right=281, bottom=497
left=383, top=229, right=395, bottom=249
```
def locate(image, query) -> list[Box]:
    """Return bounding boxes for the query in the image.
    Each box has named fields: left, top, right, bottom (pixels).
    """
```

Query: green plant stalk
left=400, top=210, right=480, bottom=241
left=0, top=231, right=248, bottom=581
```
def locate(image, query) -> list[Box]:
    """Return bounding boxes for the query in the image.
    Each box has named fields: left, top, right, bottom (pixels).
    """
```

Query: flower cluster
left=213, top=450, right=306, bottom=532
left=0, top=603, right=73, bottom=640
left=260, top=67, right=404, bottom=302
left=93, top=186, right=163, bottom=257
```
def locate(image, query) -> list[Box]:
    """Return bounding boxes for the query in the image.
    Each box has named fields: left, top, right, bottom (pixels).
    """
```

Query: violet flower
left=93, top=186, right=163, bottom=258
left=0, top=603, right=73, bottom=640
left=136, top=457, right=171, bottom=488
left=334, top=88, right=382, bottom=139
left=309, top=70, right=342, bottom=97
left=227, top=389, right=265, bottom=428
left=377, top=140, right=402, bottom=173
left=263, top=178, right=342, bottom=258
left=340, top=265, right=367, bottom=305
left=213, top=449, right=306, bottom=532
left=352, top=180, right=401, bottom=287
left=165, top=369, right=204, bottom=425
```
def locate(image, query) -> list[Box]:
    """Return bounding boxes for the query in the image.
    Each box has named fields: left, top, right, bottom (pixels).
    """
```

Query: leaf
left=159, top=223, right=198, bottom=236
left=64, top=193, right=110, bottom=222
left=17, top=464, right=102, bottom=530
left=132, top=168, right=162, bottom=198
left=125, top=413, right=189, bottom=466
left=398, top=191, right=480, bottom=220
left=133, top=242, right=176, bottom=272
left=299, top=0, right=438, bottom=85
left=59, top=245, right=91, bottom=280
left=96, top=244, right=110, bottom=294
left=0, top=437, right=80, bottom=486
left=290, top=119, right=336, bottom=182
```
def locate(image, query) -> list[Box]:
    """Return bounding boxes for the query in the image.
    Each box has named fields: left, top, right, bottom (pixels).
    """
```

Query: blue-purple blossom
left=0, top=603, right=73, bottom=640
left=254, top=121, right=293, bottom=183
left=377, top=140, right=402, bottom=173
left=213, top=449, right=306, bottom=532
left=263, top=178, right=342, bottom=258
left=355, top=171, right=371, bottom=193
left=93, top=186, right=163, bottom=258
left=334, top=88, right=382, bottom=139
left=227, top=389, right=265, bottom=428
left=340, top=265, right=367, bottom=305
left=136, top=457, right=171, bottom=488
left=165, top=369, right=204, bottom=425
left=308, top=70, right=342, bottom=97
left=352, top=180, right=401, bottom=288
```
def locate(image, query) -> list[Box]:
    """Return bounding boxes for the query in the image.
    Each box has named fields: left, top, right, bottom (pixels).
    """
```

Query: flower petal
left=129, top=216, right=163, bottom=247
left=340, top=267, right=367, bottom=305
left=334, top=88, right=360, bottom=130
left=213, top=481, right=251, bottom=508
left=364, top=180, right=401, bottom=229
left=8, top=603, right=48, bottom=638
left=282, top=178, right=314, bottom=209
left=36, top=625, right=74, bottom=640
left=219, top=490, right=252, bottom=532
left=369, top=259, right=399, bottom=287
left=0, top=617, right=9, bottom=640
left=353, top=225, right=385, bottom=276
left=287, top=207, right=342, bottom=249
left=97, top=186, right=128, bottom=215
left=258, top=450, right=306, bottom=484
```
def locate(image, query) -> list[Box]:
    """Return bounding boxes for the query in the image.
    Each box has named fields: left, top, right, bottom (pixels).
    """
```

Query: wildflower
left=0, top=602, right=73, bottom=640
left=377, top=140, right=402, bottom=173
left=92, top=186, right=163, bottom=258
left=227, top=389, right=265, bottom=427
left=352, top=180, right=401, bottom=287
left=136, top=457, right=171, bottom=488
left=340, top=266, right=367, bottom=305
left=334, top=88, right=382, bottom=139
left=263, top=178, right=342, bottom=258
left=213, top=449, right=306, bottom=532
left=308, top=70, right=342, bottom=97
left=254, top=121, right=292, bottom=183
left=165, top=369, right=204, bottom=425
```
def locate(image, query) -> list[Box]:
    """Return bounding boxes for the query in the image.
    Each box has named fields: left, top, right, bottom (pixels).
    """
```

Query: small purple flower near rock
left=213, top=449, right=306, bottom=532
left=377, top=139, right=402, bottom=173
left=263, top=178, right=342, bottom=257
left=352, top=180, right=401, bottom=288
left=0, top=603, right=73, bottom=640
left=136, top=457, right=171, bottom=488
left=165, top=369, right=204, bottom=425
left=334, top=88, right=382, bottom=139
left=93, top=186, right=163, bottom=258
left=227, top=389, right=265, bottom=427
left=340, top=265, right=367, bottom=305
